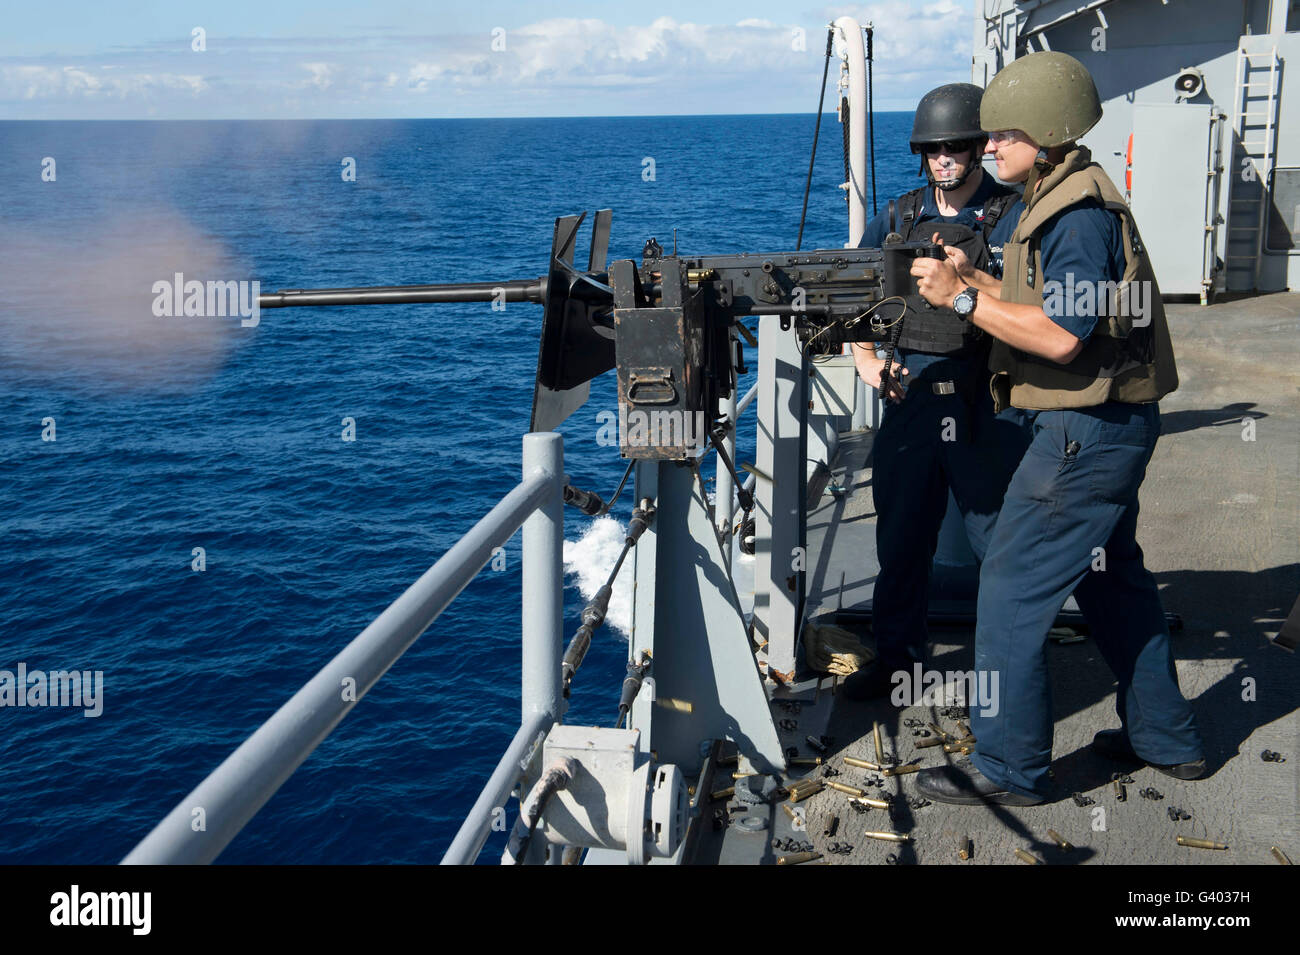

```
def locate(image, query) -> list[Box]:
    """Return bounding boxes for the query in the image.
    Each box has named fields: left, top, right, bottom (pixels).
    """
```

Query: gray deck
left=700, top=292, right=1299, bottom=865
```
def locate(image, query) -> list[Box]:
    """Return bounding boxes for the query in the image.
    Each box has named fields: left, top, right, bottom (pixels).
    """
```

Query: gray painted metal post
left=522, top=432, right=564, bottom=725
left=716, top=388, right=737, bottom=570
left=852, top=378, right=867, bottom=431
left=753, top=316, right=807, bottom=679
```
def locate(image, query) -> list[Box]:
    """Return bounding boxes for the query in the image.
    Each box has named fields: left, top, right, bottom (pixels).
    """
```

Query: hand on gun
left=851, top=345, right=908, bottom=403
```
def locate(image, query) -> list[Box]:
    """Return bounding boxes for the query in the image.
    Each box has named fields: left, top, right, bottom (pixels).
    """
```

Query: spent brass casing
left=657, top=697, right=694, bottom=713
left=915, top=736, right=945, bottom=749
left=844, top=757, right=882, bottom=771
left=1046, top=829, right=1073, bottom=851
left=781, top=802, right=798, bottom=822
left=824, top=779, right=865, bottom=797
left=956, top=722, right=972, bottom=739
left=863, top=830, right=911, bottom=843
left=849, top=796, right=890, bottom=811
left=1177, top=836, right=1228, bottom=850
left=927, top=723, right=953, bottom=742
left=718, top=753, right=739, bottom=767
left=805, top=735, right=829, bottom=754
left=732, top=772, right=755, bottom=779
left=882, top=763, right=921, bottom=777
left=1113, top=779, right=1127, bottom=801
left=711, top=786, right=735, bottom=801
left=788, top=780, right=825, bottom=803
left=1271, top=846, right=1292, bottom=865
left=777, top=851, right=823, bottom=865
left=1014, top=849, right=1042, bottom=865
left=873, top=722, right=884, bottom=763
left=957, top=836, right=972, bottom=861
left=943, top=739, right=976, bottom=753
left=789, top=756, right=824, bottom=766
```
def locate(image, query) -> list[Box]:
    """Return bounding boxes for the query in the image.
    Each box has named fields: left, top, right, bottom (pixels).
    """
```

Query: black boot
left=915, top=758, right=1043, bottom=806
left=1092, top=729, right=1206, bottom=780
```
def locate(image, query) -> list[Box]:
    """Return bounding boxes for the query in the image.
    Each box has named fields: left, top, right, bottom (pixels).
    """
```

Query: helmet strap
left=922, top=152, right=979, bottom=192
left=1024, top=149, right=1055, bottom=202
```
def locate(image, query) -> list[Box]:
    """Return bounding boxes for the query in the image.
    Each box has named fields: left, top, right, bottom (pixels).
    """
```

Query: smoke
left=0, top=209, right=250, bottom=392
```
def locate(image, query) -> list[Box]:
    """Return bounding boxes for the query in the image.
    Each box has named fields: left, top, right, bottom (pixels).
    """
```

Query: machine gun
left=259, top=210, right=942, bottom=460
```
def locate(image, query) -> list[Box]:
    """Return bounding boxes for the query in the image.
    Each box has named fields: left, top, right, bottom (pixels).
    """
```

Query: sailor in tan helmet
left=908, top=52, right=1205, bottom=806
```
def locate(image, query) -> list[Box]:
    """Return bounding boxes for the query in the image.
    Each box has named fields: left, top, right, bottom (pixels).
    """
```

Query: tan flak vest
left=990, top=146, right=1178, bottom=411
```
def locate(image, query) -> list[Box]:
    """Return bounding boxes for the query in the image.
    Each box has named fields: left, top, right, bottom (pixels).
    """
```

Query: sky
left=0, top=1, right=977, bottom=119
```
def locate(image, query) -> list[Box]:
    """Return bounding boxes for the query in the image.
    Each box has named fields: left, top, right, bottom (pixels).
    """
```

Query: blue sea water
left=0, top=114, right=919, bottom=864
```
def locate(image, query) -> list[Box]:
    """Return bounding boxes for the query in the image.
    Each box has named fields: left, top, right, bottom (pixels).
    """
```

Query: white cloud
left=0, top=64, right=207, bottom=100
left=0, top=9, right=970, bottom=117
left=298, top=62, right=336, bottom=91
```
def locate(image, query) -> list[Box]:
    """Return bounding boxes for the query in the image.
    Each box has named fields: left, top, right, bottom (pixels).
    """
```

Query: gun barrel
left=258, top=278, right=545, bottom=309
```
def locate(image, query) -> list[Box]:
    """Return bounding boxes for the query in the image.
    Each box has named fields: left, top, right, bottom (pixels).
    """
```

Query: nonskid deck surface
left=702, top=293, right=1299, bottom=865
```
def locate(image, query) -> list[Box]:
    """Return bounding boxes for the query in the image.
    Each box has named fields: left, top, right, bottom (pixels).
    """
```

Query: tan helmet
left=980, top=51, right=1102, bottom=148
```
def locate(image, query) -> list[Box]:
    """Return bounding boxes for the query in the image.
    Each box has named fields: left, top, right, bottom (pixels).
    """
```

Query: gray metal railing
left=123, top=432, right=564, bottom=865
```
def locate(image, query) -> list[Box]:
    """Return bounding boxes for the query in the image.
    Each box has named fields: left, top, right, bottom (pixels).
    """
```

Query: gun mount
left=258, top=210, right=940, bottom=459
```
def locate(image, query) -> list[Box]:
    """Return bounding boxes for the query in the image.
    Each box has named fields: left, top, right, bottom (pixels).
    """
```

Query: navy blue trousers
left=871, top=353, right=1032, bottom=671
left=969, top=402, right=1203, bottom=798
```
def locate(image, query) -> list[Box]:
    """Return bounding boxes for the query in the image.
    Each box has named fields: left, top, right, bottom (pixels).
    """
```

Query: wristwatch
left=952, top=286, right=978, bottom=320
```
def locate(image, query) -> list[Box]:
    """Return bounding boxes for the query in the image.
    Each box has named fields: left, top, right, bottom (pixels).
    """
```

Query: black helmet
left=910, top=83, right=988, bottom=191
left=910, top=83, right=987, bottom=150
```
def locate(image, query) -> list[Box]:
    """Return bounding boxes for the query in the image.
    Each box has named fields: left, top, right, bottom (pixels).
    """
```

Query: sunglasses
left=921, top=139, right=977, bottom=156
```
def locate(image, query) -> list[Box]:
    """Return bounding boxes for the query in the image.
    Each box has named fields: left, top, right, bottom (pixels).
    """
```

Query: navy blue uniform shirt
left=1037, top=200, right=1127, bottom=342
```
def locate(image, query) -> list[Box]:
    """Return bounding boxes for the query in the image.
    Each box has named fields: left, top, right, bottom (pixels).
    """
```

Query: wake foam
left=563, top=516, right=634, bottom=638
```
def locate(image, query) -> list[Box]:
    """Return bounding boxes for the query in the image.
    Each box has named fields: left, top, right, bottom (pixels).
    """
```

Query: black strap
left=888, top=198, right=897, bottom=235
left=979, top=191, right=1017, bottom=242
left=899, top=190, right=922, bottom=239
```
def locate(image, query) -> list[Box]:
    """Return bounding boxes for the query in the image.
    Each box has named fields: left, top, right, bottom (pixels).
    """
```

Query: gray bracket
left=628, top=460, right=785, bottom=775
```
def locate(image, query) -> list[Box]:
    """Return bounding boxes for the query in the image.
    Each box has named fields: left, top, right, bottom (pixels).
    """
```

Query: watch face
left=954, top=290, right=975, bottom=315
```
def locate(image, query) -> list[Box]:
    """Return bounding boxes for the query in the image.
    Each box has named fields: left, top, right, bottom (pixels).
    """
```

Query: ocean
left=0, top=114, right=920, bottom=863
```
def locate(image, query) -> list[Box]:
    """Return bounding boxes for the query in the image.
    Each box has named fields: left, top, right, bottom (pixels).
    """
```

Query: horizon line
left=0, top=109, right=916, bottom=122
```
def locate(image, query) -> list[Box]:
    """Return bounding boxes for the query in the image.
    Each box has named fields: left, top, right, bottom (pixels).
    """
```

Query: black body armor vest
left=888, top=186, right=1017, bottom=355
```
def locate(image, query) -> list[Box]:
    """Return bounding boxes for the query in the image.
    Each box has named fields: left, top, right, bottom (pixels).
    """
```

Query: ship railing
left=122, top=432, right=565, bottom=866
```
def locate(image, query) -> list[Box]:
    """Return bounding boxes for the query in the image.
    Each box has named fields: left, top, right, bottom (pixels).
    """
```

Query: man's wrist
left=952, top=286, right=978, bottom=320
